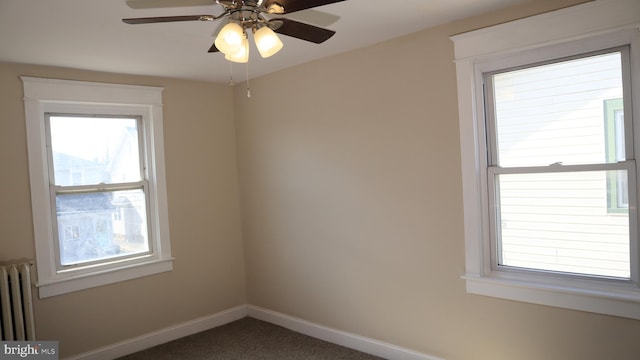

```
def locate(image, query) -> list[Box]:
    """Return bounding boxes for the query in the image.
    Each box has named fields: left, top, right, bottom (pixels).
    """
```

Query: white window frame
left=22, top=77, right=173, bottom=298
left=451, top=0, right=640, bottom=320
left=485, top=47, right=636, bottom=279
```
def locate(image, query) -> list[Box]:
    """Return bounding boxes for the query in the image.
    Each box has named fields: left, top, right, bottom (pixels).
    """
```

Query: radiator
left=0, top=263, right=36, bottom=341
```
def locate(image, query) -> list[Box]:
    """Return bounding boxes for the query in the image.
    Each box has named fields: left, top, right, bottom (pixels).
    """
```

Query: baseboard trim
left=65, top=304, right=443, bottom=360
left=247, top=305, right=444, bottom=360
left=65, top=305, right=248, bottom=360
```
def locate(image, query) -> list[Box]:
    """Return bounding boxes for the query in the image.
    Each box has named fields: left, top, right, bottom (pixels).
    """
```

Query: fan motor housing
left=216, top=0, right=259, bottom=9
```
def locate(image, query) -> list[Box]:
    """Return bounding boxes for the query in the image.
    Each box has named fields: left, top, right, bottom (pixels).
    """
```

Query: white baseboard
left=65, top=304, right=444, bottom=360
left=247, top=305, right=444, bottom=360
left=65, top=305, right=247, bottom=360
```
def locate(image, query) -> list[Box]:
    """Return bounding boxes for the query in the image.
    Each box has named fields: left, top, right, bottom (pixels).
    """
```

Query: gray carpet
left=117, top=317, right=385, bottom=359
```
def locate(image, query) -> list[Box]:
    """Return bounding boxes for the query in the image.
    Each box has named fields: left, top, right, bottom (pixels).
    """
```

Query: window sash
left=487, top=161, right=638, bottom=281
left=44, top=113, right=153, bottom=272
left=45, top=113, right=146, bottom=186
left=484, top=46, right=633, bottom=168
left=50, top=181, right=153, bottom=271
left=483, top=46, right=638, bottom=283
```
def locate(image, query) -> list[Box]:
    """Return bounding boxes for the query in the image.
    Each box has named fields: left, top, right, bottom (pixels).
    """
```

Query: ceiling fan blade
left=263, top=0, right=346, bottom=14
left=208, top=43, right=220, bottom=53
left=126, top=0, right=214, bottom=9
left=122, top=15, right=214, bottom=24
left=270, top=18, right=335, bottom=44
left=287, top=9, right=340, bottom=27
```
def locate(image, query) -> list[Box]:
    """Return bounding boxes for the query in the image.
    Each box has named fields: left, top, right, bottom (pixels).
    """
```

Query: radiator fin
left=0, top=263, right=36, bottom=341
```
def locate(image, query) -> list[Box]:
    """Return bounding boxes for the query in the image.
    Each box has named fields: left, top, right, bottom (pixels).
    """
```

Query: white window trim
left=451, top=0, right=640, bottom=319
left=22, top=77, right=173, bottom=298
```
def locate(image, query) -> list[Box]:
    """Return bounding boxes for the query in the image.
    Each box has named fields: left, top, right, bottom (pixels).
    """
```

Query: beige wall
left=234, top=1, right=640, bottom=359
left=0, top=63, right=246, bottom=357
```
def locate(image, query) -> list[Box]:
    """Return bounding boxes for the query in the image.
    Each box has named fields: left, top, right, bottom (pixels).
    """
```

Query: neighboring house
left=53, top=152, right=118, bottom=265
left=493, top=53, right=628, bottom=277
left=56, top=191, right=117, bottom=266
left=105, top=125, right=148, bottom=247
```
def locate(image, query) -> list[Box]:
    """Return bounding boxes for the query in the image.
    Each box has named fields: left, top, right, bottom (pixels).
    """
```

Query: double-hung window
left=47, top=114, right=150, bottom=268
left=23, top=77, right=173, bottom=298
left=485, top=48, right=634, bottom=280
left=452, top=0, right=640, bottom=319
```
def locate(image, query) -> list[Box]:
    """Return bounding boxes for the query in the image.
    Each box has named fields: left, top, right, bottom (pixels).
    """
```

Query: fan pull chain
left=246, top=61, right=251, bottom=98
left=228, top=61, right=235, bottom=87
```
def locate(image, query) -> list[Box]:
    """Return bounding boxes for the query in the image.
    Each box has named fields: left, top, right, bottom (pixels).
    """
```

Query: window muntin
left=485, top=48, right=635, bottom=280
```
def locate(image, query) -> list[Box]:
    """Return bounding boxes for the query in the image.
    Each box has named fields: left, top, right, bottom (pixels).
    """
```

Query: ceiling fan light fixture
left=215, top=22, right=244, bottom=55
left=266, top=3, right=285, bottom=14
left=254, top=26, right=283, bottom=58
left=225, top=36, right=250, bottom=63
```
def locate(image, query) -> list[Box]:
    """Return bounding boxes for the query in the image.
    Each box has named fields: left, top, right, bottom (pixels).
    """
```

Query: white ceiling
left=0, top=0, right=529, bottom=84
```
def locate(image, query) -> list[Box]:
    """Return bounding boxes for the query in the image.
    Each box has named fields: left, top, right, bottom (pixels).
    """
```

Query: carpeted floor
left=117, top=317, right=385, bottom=359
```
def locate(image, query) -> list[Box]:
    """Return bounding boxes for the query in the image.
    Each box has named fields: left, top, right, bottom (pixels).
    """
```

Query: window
left=485, top=49, right=632, bottom=279
left=451, top=0, right=640, bottom=319
left=48, top=115, right=150, bottom=268
left=23, top=77, right=173, bottom=298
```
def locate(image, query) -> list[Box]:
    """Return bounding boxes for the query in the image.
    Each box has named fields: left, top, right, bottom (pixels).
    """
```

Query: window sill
left=463, top=273, right=640, bottom=320
left=36, top=257, right=174, bottom=298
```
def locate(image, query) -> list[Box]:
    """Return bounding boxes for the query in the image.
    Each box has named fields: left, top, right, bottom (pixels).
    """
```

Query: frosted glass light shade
left=225, top=37, right=249, bottom=63
left=215, top=22, right=244, bottom=55
left=254, top=26, right=283, bottom=58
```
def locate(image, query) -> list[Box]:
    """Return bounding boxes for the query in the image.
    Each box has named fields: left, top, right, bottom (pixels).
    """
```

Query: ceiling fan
left=123, top=0, right=346, bottom=63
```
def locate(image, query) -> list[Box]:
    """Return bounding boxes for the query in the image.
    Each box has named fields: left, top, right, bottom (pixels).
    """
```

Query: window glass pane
left=496, top=171, right=630, bottom=279
left=49, top=116, right=141, bottom=186
left=56, top=189, right=149, bottom=266
left=492, top=52, right=623, bottom=167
